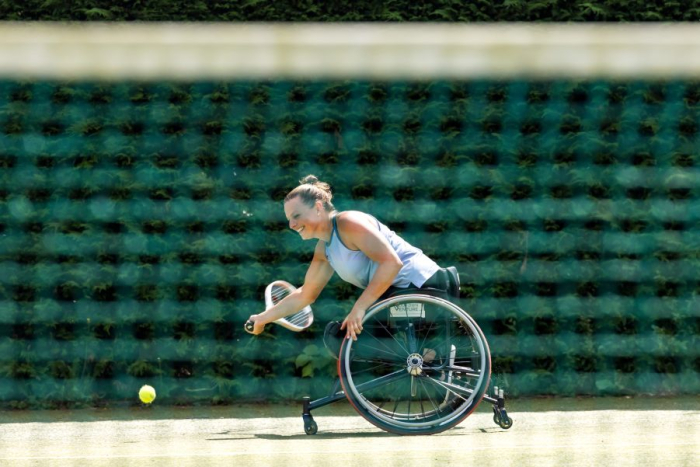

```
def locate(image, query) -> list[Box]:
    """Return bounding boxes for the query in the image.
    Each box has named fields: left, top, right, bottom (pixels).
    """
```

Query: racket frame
left=245, top=280, right=314, bottom=333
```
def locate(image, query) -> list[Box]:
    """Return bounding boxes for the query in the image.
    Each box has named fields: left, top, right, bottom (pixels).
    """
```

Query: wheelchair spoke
left=417, top=318, right=437, bottom=359
left=406, top=322, right=418, bottom=354
left=351, top=368, right=409, bottom=393
left=417, top=376, right=442, bottom=415
left=423, top=335, right=477, bottom=359
left=350, top=358, right=404, bottom=374
left=422, top=374, right=475, bottom=400
left=353, top=341, right=406, bottom=362
left=362, top=327, right=409, bottom=360
left=368, top=315, right=411, bottom=356
left=352, top=357, right=402, bottom=367
left=390, top=396, right=401, bottom=418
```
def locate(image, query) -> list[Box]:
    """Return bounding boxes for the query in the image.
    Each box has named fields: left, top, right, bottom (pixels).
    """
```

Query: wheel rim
left=341, top=295, right=490, bottom=430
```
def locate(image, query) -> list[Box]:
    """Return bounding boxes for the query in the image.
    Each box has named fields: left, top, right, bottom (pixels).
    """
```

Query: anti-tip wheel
left=304, top=420, right=318, bottom=435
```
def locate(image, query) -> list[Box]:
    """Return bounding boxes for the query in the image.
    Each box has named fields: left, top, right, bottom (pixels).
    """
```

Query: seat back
left=445, top=266, right=460, bottom=299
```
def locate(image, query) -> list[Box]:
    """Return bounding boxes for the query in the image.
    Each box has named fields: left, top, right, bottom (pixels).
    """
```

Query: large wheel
left=338, top=294, right=491, bottom=435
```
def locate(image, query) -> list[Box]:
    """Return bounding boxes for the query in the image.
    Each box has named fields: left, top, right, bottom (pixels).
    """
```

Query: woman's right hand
left=245, top=314, right=266, bottom=335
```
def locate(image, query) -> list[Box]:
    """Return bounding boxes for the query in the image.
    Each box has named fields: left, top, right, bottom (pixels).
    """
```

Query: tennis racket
left=244, top=280, right=314, bottom=334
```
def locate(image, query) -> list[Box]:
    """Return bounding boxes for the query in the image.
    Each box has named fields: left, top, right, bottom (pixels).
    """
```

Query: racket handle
left=244, top=321, right=255, bottom=333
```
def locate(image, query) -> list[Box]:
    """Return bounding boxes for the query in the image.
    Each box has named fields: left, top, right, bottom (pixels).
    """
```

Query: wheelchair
left=301, top=267, right=513, bottom=435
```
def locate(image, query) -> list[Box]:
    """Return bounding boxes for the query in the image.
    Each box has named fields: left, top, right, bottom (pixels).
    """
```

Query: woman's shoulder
left=334, top=211, right=388, bottom=251
left=335, top=210, right=376, bottom=227
left=335, top=211, right=381, bottom=245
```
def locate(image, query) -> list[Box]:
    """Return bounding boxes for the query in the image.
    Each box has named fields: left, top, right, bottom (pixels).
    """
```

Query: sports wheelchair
left=301, top=267, right=513, bottom=435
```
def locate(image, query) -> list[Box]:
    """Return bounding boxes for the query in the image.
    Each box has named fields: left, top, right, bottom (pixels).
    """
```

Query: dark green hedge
left=1, top=79, right=699, bottom=409
left=1, top=0, right=699, bottom=21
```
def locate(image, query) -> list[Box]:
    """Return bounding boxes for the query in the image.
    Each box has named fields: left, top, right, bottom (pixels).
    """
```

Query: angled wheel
left=338, top=294, right=491, bottom=435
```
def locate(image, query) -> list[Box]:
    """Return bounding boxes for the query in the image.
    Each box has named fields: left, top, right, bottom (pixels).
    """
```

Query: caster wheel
left=493, top=413, right=501, bottom=425
left=499, top=417, right=513, bottom=429
left=304, top=420, right=318, bottom=435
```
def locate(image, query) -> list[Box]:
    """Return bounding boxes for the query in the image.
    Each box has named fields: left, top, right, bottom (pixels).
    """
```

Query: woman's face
left=284, top=197, right=322, bottom=240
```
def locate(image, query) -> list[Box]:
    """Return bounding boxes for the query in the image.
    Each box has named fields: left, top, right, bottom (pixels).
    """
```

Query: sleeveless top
left=324, top=212, right=440, bottom=289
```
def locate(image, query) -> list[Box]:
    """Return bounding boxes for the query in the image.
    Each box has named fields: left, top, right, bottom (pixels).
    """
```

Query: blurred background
left=0, top=3, right=699, bottom=409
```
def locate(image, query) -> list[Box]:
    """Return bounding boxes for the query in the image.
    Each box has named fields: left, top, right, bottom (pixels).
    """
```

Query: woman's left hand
left=341, top=307, right=366, bottom=341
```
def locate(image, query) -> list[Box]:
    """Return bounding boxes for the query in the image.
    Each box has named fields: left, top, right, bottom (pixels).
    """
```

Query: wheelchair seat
left=385, top=266, right=461, bottom=303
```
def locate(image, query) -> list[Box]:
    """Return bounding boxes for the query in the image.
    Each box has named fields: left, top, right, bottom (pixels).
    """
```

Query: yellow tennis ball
left=139, top=385, right=156, bottom=404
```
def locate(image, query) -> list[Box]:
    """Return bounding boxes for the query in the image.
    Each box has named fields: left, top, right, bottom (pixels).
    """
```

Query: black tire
left=499, top=417, right=513, bottom=429
left=338, top=294, right=491, bottom=435
left=304, top=420, right=318, bottom=435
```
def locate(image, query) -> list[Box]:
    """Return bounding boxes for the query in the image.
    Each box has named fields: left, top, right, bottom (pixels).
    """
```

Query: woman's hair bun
left=300, top=175, right=319, bottom=185
left=285, top=174, right=335, bottom=211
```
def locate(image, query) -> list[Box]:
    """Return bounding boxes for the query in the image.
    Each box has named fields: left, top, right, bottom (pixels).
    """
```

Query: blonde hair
left=284, top=175, right=335, bottom=212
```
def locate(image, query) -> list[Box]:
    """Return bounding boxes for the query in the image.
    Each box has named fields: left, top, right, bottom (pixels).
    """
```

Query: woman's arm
left=337, top=212, right=403, bottom=340
left=247, top=240, right=334, bottom=335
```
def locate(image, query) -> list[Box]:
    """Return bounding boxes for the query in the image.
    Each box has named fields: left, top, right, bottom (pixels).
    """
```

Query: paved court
left=1, top=396, right=698, bottom=467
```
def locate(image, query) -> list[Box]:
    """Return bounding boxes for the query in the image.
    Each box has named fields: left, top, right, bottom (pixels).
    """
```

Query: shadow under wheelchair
left=248, top=424, right=499, bottom=440
left=253, top=427, right=482, bottom=441
left=254, top=431, right=399, bottom=440
left=204, top=430, right=397, bottom=441
left=207, top=419, right=505, bottom=441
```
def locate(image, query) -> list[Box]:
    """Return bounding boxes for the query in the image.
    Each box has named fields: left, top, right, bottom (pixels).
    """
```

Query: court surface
left=1, top=396, right=698, bottom=467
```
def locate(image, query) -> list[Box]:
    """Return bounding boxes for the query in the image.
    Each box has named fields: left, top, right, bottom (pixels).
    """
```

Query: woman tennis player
left=246, top=175, right=455, bottom=342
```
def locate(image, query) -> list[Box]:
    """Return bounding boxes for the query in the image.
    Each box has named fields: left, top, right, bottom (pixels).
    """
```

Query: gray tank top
left=324, top=212, right=440, bottom=289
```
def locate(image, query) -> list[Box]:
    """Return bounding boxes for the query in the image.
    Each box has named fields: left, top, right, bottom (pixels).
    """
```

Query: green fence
left=1, top=80, right=699, bottom=408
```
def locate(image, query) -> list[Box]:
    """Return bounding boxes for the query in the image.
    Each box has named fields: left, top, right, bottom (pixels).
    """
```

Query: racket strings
left=267, top=281, right=313, bottom=331
left=288, top=310, right=313, bottom=326
left=270, top=285, right=291, bottom=305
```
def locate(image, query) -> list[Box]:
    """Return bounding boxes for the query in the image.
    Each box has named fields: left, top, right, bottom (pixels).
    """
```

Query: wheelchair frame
left=299, top=292, right=513, bottom=435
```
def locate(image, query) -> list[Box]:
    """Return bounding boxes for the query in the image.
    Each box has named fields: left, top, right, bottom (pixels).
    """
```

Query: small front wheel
left=499, top=416, right=513, bottom=429
left=304, top=420, right=318, bottom=435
